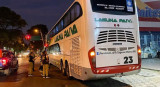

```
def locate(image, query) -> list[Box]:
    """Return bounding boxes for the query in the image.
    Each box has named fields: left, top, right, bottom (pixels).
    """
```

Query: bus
left=46, top=0, right=141, bottom=80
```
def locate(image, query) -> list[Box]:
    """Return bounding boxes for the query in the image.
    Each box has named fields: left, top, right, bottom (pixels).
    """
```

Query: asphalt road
left=0, top=57, right=131, bottom=87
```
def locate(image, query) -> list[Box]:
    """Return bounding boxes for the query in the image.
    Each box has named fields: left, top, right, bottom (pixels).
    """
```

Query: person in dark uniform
left=39, top=52, right=43, bottom=74
left=32, top=51, right=35, bottom=71
left=42, top=51, right=49, bottom=78
left=28, top=52, right=35, bottom=76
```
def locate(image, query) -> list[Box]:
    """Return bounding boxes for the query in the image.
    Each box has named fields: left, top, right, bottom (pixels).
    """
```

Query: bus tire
left=60, top=61, right=63, bottom=71
left=65, top=61, right=72, bottom=79
left=60, top=60, right=66, bottom=75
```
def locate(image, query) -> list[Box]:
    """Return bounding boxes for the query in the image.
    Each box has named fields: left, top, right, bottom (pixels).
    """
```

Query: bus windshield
left=90, top=0, right=135, bottom=15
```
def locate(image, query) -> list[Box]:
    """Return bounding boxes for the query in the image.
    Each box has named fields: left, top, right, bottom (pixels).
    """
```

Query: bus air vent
left=97, top=30, right=135, bottom=44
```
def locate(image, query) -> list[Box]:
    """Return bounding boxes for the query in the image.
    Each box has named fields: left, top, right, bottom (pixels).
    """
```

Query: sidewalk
left=113, top=69, right=160, bottom=87
left=142, top=58, right=160, bottom=70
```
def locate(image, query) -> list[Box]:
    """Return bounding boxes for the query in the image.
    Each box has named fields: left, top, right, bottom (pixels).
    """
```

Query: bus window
left=61, top=20, right=64, bottom=30
left=64, top=12, right=71, bottom=27
left=49, top=44, right=61, bottom=54
left=90, top=0, right=135, bottom=15
left=75, top=4, right=81, bottom=18
left=53, top=28, right=56, bottom=36
left=57, top=21, right=63, bottom=32
left=71, top=3, right=82, bottom=22
left=71, top=6, right=76, bottom=22
left=57, top=23, right=61, bottom=32
left=56, top=26, right=59, bottom=34
left=50, top=30, right=53, bottom=37
left=55, top=44, right=61, bottom=52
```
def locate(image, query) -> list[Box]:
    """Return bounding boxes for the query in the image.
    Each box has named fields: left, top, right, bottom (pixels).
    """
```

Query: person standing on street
left=39, top=52, right=43, bottom=74
left=42, top=51, right=50, bottom=78
left=28, top=52, right=35, bottom=76
left=32, top=51, right=36, bottom=71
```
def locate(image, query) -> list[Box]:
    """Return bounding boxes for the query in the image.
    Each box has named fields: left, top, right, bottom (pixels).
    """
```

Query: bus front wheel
left=60, top=60, right=65, bottom=75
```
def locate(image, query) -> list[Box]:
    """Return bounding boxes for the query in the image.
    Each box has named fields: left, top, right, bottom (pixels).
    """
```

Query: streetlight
left=34, top=28, right=45, bottom=48
left=34, top=29, right=39, bottom=33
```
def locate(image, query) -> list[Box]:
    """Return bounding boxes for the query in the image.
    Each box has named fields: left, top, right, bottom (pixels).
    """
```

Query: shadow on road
left=0, top=69, right=28, bottom=82
left=0, top=60, right=131, bottom=87
left=81, top=78, right=131, bottom=87
left=0, top=59, right=29, bottom=82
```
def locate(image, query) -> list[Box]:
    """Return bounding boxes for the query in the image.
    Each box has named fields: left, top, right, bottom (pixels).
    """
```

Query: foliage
left=0, top=7, right=28, bottom=52
left=0, top=6, right=27, bottom=30
left=0, top=29, right=27, bottom=52
left=27, top=24, right=48, bottom=51
left=27, top=24, right=48, bottom=36
left=30, top=41, right=43, bottom=51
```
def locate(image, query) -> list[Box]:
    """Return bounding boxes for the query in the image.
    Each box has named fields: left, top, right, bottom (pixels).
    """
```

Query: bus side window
left=75, top=4, right=81, bottom=18
left=71, top=3, right=82, bottom=22
left=51, top=44, right=61, bottom=55
left=71, top=5, right=76, bottom=22
left=50, top=30, right=53, bottom=37
left=53, top=28, right=56, bottom=36
left=64, top=11, right=71, bottom=28
left=56, top=44, right=61, bottom=52
left=58, top=20, right=64, bottom=31
left=60, top=20, right=64, bottom=31
left=56, top=26, right=59, bottom=34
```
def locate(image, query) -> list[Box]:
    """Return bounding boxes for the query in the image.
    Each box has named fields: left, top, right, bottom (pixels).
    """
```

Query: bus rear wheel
left=65, top=61, right=72, bottom=79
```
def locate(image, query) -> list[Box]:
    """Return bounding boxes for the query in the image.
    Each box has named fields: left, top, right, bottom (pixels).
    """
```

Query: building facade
left=136, top=0, right=160, bottom=58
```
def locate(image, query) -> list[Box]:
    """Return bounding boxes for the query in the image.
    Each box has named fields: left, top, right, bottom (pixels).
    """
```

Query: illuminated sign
left=126, top=0, right=133, bottom=12
left=138, top=7, right=160, bottom=18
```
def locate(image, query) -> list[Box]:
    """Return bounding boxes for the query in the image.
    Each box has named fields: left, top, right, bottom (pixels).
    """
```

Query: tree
left=27, top=24, right=48, bottom=51
left=27, top=24, right=48, bottom=36
left=0, top=29, right=27, bottom=52
left=0, top=7, right=28, bottom=52
left=0, top=29, right=9, bottom=48
left=0, top=7, right=27, bottom=30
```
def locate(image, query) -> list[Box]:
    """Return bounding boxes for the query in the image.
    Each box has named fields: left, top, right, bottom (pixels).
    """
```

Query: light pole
left=34, top=28, right=45, bottom=48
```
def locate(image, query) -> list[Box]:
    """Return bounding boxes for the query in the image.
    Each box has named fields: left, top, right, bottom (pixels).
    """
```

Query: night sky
left=0, top=0, right=74, bottom=33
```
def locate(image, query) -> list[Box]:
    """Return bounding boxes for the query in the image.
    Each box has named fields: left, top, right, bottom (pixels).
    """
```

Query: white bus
left=46, top=0, right=141, bottom=80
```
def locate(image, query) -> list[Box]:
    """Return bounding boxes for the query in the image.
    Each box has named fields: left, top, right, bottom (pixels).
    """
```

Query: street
left=1, top=0, right=160, bottom=87
left=0, top=57, right=160, bottom=87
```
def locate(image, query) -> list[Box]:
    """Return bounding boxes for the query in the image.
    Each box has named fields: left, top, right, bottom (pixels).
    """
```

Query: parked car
left=0, top=50, right=18, bottom=75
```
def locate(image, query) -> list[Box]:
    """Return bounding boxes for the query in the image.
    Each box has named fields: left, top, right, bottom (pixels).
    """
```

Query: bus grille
left=97, top=30, right=135, bottom=44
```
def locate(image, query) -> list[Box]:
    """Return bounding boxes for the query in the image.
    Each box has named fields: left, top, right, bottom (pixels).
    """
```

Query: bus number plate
left=124, top=56, right=133, bottom=64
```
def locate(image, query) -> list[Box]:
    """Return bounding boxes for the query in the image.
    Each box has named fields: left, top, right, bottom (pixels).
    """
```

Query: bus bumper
left=82, top=67, right=141, bottom=80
